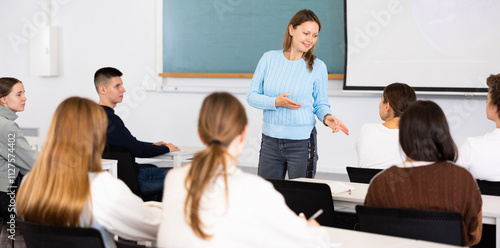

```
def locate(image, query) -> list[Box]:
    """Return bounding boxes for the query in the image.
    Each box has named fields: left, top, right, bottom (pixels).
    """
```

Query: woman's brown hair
left=399, top=101, right=457, bottom=162
left=283, top=9, right=321, bottom=72
left=184, top=92, right=247, bottom=239
left=383, top=83, right=416, bottom=117
left=17, top=97, right=107, bottom=226
left=0, top=77, right=21, bottom=99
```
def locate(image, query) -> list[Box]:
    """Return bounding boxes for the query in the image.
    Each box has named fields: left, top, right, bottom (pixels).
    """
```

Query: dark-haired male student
left=94, top=67, right=179, bottom=198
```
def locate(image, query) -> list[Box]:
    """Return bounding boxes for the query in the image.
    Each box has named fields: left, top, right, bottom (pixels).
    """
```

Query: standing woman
left=0, top=77, right=38, bottom=221
left=247, top=9, right=348, bottom=179
left=17, top=97, right=161, bottom=247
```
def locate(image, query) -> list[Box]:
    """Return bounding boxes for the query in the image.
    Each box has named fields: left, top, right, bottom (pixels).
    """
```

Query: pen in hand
left=308, top=209, right=324, bottom=221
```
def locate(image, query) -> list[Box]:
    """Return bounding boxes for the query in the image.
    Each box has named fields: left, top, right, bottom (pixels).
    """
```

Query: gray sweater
left=0, top=105, right=38, bottom=192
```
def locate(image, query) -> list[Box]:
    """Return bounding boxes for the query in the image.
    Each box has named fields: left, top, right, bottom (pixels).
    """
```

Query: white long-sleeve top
left=89, top=172, right=162, bottom=247
left=158, top=164, right=331, bottom=248
left=456, top=129, right=500, bottom=181
left=356, top=123, right=405, bottom=169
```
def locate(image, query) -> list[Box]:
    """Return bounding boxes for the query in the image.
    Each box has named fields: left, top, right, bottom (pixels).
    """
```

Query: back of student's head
left=17, top=96, right=107, bottom=226
left=0, top=77, right=21, bottom=99
left=399, top=100, right=457, bottom=162
left=487, top=73, right=500, bottom=118
left=185, top=92, right=248, bottom=239
left=383, top=83, right=416, bottom=117
left=94, top=67, right=122, bottom=93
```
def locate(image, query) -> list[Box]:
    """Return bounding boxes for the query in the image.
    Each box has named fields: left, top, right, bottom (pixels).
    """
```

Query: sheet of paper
left=327, top=182, right=356, bottom=194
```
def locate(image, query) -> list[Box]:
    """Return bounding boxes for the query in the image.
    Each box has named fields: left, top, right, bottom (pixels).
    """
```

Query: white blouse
left=356, top=123, right=405, bottom=169
left=89, top=172, right=162, bottom=247
left=158, top=164, right=331, bottom=248
left=457, top=129, right=500, bottom=181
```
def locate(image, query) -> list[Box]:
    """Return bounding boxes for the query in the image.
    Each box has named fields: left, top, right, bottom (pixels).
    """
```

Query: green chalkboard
left=163, top=0, right=345, bottom=74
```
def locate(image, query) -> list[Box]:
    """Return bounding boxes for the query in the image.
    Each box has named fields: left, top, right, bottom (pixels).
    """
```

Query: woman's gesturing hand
left=324, top=114, right=349, bottom=135
left=275, top=93, right=302, bottom=109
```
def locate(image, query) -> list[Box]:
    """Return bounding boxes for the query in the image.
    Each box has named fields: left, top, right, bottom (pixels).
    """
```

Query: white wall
left=0, top=0, right=493, bottom=174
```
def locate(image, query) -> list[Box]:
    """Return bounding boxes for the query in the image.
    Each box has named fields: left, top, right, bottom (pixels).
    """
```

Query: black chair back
left=356, top=205, right=463, bottom=246
left=267, top=179, right=336, bottom=227
left=103, top=146, right=142, bottom=196
left=115, top=240, right=149, bottom=248
left=476, top=179, right=500, bottom=196
left=346, top=166, right=382, bottom=184
left=16, top=219, right=106, bottom=248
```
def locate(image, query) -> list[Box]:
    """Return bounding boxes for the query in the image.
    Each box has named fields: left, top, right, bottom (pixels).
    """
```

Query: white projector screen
left=343, top=0, right=500, bottom=93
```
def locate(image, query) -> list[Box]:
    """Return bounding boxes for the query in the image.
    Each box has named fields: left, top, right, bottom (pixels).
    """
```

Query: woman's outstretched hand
left=324, top=115, right=349, bottom=135
left=275, top=93, right=302, bottom=109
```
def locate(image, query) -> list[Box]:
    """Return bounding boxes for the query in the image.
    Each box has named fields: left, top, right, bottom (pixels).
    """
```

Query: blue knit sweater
left=247, top=50, right=331, bottom=140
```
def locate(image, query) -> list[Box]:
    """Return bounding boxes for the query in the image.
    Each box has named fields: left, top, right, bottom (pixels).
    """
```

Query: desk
left=481, top=194, right=500, bottom=247
left=26, top=136, right=119, bottom=178
left=102, top=159, right=118, bottom=178
left=294, top=178, right=500, bottom=247
left=322, top=226, right=460, bottom=247
left=136, top=146, right=204, bottom=168
left=25, top=136, right=44, bottom=151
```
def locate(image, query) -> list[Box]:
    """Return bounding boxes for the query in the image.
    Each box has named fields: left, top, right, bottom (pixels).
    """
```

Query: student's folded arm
left=10, top=123, right=38, bottom=174
left=108, top=117, right=169, bottom=158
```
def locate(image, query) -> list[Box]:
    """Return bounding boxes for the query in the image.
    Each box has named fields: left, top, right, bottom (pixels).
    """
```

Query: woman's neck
left=383, top=117, right=400, bottom=129
left=284, top=50, right=304, bottom=61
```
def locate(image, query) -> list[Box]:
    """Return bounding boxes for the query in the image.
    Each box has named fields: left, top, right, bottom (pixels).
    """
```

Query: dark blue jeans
left=137, top=164, right=170, bottom=195
left=257, top=127, right=318, bottom=180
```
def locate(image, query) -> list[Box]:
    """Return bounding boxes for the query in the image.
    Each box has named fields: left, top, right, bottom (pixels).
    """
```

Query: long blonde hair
left=283, top=9, right=322, bottom=72
left=17, top=97, right=107, bottom=226
left=184, top=92, right=247, bottom=239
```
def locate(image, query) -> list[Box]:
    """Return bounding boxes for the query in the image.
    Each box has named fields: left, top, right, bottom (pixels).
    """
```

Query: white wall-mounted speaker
left=30, top=26, right=59, bottom=77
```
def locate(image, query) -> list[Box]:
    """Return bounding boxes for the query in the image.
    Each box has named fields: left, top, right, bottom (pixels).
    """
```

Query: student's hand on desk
left=153, top=141, right=180, bottom=151
left=166, top=143, right=180, bottom=151
left=275, top=93, right=302, bottom=109
left=324, top=115, right=349, bottom=135
left=153, top=141, right=168, bottom=146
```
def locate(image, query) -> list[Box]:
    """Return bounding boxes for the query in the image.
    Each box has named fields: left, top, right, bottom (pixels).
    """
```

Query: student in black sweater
left=94, top=67, right=180, bottom=196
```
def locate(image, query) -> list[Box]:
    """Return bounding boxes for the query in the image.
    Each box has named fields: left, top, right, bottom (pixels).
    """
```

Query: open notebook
left=326, top=181, right=356, bottom=194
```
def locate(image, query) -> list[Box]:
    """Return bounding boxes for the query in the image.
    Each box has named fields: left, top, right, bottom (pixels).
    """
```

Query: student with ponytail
left=158, top=92, right=331, bottom=247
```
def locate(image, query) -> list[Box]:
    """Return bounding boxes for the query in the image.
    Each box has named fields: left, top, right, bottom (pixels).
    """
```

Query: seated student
left=17, top=97, right=161, bottom=248
left=94, top=67, right=180, bottom=197
left=356, top=83, right=416, bottom=169
left=457, top=73, right=500, bottom=181
left=0, top=77, right=38, bottom=221
left=365, top=101, right=482, bottom=247
left=158, top=92, right=331, bottom=248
